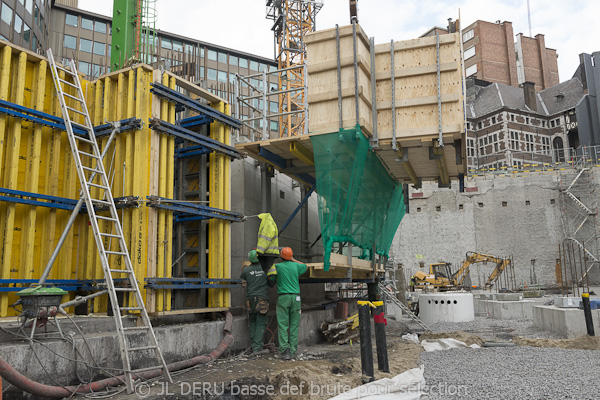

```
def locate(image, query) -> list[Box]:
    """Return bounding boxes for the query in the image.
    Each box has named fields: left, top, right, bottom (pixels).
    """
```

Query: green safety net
left=312, top=125, right=406, bottom=271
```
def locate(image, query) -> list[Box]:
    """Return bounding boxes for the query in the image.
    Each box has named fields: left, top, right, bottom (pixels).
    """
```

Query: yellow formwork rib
left=19, top=59, right=46, bottom=280
left=223, top=104, right=231, bottom=308
left=164, top=75, right=176, bottom=311
left=0, top=51, right=27, bottom=316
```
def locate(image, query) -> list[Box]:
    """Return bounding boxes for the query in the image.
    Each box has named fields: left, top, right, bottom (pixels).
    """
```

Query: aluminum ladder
left=46, top=49, right=172, bottom=393
left=378, top=282, right=431, bottom=332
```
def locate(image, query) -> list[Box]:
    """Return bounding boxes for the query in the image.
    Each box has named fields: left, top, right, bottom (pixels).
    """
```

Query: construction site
left=0, top=0, right=599, bottom=398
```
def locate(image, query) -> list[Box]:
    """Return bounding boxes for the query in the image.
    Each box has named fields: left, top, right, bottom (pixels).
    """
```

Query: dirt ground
left=111, top=323, right=422, bottom=400
left=419, top=331, right=484, bottom=347
left=512, top=335, right=600, bottom=350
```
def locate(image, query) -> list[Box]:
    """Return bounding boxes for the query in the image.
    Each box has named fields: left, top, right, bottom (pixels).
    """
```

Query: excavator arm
left=453, top=252, right=511, bottom=288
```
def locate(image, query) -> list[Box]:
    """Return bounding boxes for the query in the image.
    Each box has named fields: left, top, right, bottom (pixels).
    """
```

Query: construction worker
left=267, top=247, right=307, bottom=360
left=240, top=250, right=270, bottom=355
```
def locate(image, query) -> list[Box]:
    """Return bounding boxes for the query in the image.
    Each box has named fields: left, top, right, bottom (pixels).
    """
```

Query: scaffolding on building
left=234, top=0, right=323, bottom=141
left=558, top=155, right=600, bottom=287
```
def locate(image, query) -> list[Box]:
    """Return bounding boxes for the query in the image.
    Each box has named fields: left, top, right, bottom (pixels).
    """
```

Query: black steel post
left=357, top=301, right=374, bottom=383
left=582, top=293, right=595, bottom=336
left=373, top=301, right=390, bottom=372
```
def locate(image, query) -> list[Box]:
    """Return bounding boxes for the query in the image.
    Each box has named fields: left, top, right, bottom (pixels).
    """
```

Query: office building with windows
left=0, top=0, right=50, bottom=53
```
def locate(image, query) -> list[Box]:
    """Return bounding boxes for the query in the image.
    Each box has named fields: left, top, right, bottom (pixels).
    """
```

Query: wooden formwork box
left=305, top=24, right=373, bottom=136
left=0, top=40, right=231, bottom=316
left=305, top=25, right=466, bottom=185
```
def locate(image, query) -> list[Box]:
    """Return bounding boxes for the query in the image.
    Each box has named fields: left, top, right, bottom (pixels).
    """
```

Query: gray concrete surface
left=487, top=299, right=542, bottom=320
left=390, top=172, right=567, bottom=288
left=533, top=305, right=600, bottom=338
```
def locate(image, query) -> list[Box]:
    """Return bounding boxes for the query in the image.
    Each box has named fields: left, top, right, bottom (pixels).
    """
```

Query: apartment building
left=462, top=20, right=559, bottom=91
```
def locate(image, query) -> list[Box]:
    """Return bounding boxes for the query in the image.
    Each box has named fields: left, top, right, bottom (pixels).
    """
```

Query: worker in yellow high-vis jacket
left=267, top=247, right=307, bottom=360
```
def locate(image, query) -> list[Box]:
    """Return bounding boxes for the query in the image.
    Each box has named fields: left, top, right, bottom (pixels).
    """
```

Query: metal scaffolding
left=559, top=165, right=600, bottom=286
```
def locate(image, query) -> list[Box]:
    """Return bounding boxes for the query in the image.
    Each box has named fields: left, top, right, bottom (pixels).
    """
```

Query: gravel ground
left=406, top=316, right=565, bottom=340
left=420, top=346, right=600, bottom=399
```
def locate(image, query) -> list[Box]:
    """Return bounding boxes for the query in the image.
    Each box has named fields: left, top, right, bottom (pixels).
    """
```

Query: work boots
left=275, top=348, right=291, bottom=360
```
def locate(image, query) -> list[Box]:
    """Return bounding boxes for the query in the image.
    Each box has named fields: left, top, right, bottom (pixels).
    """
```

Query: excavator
left=412, top=252, right=512, bottom=290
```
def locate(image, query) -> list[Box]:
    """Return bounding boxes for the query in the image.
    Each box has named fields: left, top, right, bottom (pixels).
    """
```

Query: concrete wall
left=533, top=305, right=600, bottom=338
left=231, top=158, right=325, bottom=309
left=390, top=172, right=564, bottom=287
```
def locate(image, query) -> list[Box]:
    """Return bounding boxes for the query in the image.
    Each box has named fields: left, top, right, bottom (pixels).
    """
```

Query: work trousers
left=276, top=294, right=301, bottom=355
left=248, top=297, right=268, bottom=351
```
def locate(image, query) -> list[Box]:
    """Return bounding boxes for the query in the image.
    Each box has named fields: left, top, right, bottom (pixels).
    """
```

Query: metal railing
left=467, top=146, right=600, bottom=176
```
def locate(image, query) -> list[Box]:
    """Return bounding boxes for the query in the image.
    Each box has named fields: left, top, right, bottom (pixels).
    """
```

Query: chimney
left=522, top=81, right=537, bottom=112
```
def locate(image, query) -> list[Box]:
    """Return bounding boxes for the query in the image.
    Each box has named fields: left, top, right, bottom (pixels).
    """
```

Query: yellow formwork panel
left=0, top=41, right=232, bottom=317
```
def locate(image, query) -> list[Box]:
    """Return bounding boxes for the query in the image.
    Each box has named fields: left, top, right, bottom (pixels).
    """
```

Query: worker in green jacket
left=267, top=247, right=307, bottom=360
left=241, top=250, right=271, bottom=355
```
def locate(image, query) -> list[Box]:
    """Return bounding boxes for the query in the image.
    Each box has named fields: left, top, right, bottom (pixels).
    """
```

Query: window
left=463, top=29, right=474, bottom=42
left=542, top=120, right=546, bottom=127
left=477, top=121, right=482, bottom=129
left=492, top=116, right=496, bottom=124
left=22, top=22, right=30, bottom=44
left=31, top=34, right=36, bottom=51
left=464, top=46, right=475, bottom=60
left=230, top=55, right=238, bottom=66
left=34, top=4, right=39, bottom=26
left=185, top=43, right=193, bottom=54
left=199, top=66, right=204, bottom=78
left=92, top=64, right=103, bottom=77
left=250, top=60, right=259, bottom=71
left=207, top=49, right=217, bottom=61
left=25, top=0, right=33, bottom=14
left=207, top=68, right=217, bottom=81
left=80, top=38, right=92, bottom=53
left=161, top=38, right=171, bottom=49
left=200, top=48, right=204, bottom=58
left=1, top=3, right=13, bottom=25
left=93, top=41, right=105, bottom=56
left=14, top=14, right=22, bottom=33
left=239, top=58, right=248, bottom=68
left=270, top=101, right=278, bottom=113
left=259, top=63, right=268, bottom=72
left=228, top=72, right=236, bottom=83
left=81, top=17, right=93, bottom=30
left=94, top=22, right=106, bottom=34
left=465, top=64, right=477, bottom=77
left=525, top=117, right=530, bottom=124
left=550, top=120, right=555, bottom=128
left=217, top=70, right=227, bottom=83
left=510, top=114, right=515, bottom=122
left=79, top=61, right=90, bottom=75
left=218, top=52, right=227, bottom=63
left=172, top=40, right=183, bottom=52
left=270, top=120, right=278, bottom=132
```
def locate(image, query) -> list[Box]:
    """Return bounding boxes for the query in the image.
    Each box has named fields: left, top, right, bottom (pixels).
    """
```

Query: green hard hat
left=248, top=250, right=259, bottom=263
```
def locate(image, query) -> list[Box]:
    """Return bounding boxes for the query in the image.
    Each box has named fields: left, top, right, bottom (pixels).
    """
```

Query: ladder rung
left=109, top=269, right=131, bottom=274
left=88, top=182, right=109, bottom=190
left=78, top=150, right=100, bottom=159
left=123, top=326, right=150, bottom=331
left=54, top=63, right=75, bottom=75
left=63, top=92, right=84, bottom=103
left=120, top=307, right=142, bottom=311
left=66, top=106, right=86, bottom=115
left=82, top=165, right=103, bottom=173
left=106, top=250, right=127, bottom=256
left=58, top=78, right=78, bottom=89
left=100, top=233, right=121, bottom=238
left=91, top=199, right=111, bottom=206
left=131, top=365, right=165, bottom=374
left=71, top=120, right=90, bottom=130
left=73, top=134, right=94, bottom=144
left=114, top=287, right=137, bottom=292
left=128, top=345, right=157, bottom=352
left=96, top=215, right=119, bottom=222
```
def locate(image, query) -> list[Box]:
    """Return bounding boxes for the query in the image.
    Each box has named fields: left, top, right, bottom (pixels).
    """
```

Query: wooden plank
left=149, top=307, right=229, bottom=316
left=374, top=63, right=457, bottom=81
left=378, top=93, right=460, bottom=110
left=373, top=34, right=456, bottom=54
left=164, top=70, right=224, bottom=104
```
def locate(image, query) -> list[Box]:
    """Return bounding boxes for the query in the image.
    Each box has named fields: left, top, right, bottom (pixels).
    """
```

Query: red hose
left=0, top=311, right=234, bottom=398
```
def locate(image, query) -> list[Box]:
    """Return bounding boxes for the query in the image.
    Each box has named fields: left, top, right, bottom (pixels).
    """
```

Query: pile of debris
left=320, top=313, right=359, bottom=344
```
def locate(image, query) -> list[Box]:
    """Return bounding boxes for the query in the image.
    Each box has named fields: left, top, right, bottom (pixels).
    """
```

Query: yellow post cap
left=582, top=293, right=590, bottom=298
left=372, top=301, right=384, bottom=307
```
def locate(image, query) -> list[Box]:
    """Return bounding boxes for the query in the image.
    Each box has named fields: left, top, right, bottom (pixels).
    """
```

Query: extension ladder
left=378, top=282, right=431, bottom=332
left=46, top=49, right=172, bottom=393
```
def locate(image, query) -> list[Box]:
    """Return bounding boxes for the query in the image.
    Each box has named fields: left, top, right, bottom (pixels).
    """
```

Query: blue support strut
left=279, top=186, right=315, bottom=235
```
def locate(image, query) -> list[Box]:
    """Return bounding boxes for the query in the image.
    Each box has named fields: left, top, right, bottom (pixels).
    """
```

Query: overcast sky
left=79, top=0, right=599, bottom=82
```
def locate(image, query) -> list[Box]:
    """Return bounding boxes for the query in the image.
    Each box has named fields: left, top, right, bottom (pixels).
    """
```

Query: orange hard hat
left=281, top=247, right=293, bottom=260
